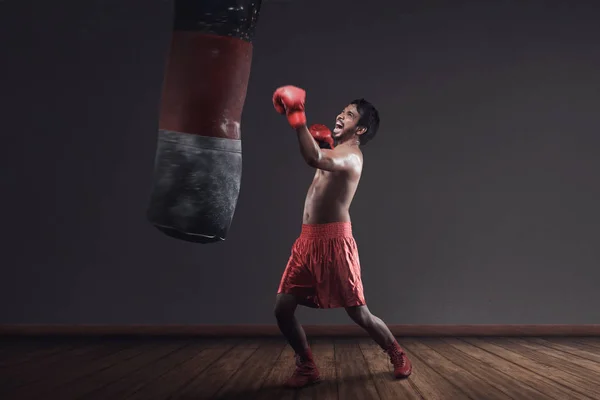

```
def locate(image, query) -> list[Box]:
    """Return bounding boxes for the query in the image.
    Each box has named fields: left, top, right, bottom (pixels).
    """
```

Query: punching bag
left=147, top=0, right=263, bottom=243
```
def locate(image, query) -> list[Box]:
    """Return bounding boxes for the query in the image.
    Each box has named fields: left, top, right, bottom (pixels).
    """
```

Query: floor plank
left=403, top=339, right=511, bottom=400
left=536, top=337, right=600, bottom=363
left=0, top=339, right=80, bottom=368
left=0, top=339, right=118, bottom=392
left=40, top=340, right=189, bottom=399
left=297, top=337, right=338, bottom=400
left=169, top=340, right=259, bottom=399
left=3, top=340, right=141, bottom=399
left=509, top=338, right=600, bottom=382
left=573, top=337, right=600, bottom=349
left=421, top=338, right=552, bottom=400
left=251, top=344, right=296, bottom=400
left=465, top=338, right=599, bottom=400
left=334, top=338, right=380, bottom=400
left=400, top=341, right=470, bottom=400
left=127, top=342, right=237, bottom=400
left=499, top=338, right=600, bottom=394
left=446, top=338, right=588, bottom=400
left=211, top=339, right=286, bottom=399
left=1, top=336, right=600, bottom=400
left=83, top=341, right=206, bottom=399
left=358, top=340, right=422, bottom=400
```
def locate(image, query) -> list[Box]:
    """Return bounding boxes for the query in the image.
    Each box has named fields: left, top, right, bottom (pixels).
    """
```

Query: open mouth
left=334, top=121, right=344, bottom=133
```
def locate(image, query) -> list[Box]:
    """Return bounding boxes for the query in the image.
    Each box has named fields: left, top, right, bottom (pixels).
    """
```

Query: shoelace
left=294, top=355, right=315, bottom=374
left=384, top=346, right=406, bottom=367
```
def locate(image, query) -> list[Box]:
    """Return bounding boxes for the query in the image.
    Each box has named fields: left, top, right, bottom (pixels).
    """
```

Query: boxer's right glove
left=272, top=85, right=307, bottom=129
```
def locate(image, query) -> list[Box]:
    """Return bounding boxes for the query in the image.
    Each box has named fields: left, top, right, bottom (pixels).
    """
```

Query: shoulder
left=334, top=146, right=363, bottom=172
left=343, top=146, right=363, bottom=164
left=325, top=146, right=361, bottom=161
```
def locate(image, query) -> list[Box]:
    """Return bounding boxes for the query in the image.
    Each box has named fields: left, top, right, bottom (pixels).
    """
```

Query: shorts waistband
left=300, top=222, right=353, bottom=239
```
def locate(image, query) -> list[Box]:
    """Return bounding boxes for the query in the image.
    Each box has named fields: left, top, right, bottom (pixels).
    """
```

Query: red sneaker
left=385, top=341, right=412, bottom=378
left=284, top=349, right=321, bottom=388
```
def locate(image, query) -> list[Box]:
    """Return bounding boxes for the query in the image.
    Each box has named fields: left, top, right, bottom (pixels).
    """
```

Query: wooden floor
left=0, top=336, right=599, bottom=399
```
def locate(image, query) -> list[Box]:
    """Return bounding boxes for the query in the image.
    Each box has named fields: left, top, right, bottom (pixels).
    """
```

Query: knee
left=346, top=306, right=373, bottom=328
left=273, top=303, right=288, bottom=321
left=274, top=295, right=296, bottom=321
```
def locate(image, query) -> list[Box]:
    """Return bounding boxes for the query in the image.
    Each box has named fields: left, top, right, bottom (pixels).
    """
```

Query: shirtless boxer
left=272, top=85, right=412, bottom=388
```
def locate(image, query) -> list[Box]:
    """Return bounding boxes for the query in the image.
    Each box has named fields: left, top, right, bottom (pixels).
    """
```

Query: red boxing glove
left=309, top=124, right=335, bottom=149
left=272, top=85, right=307, bottom=129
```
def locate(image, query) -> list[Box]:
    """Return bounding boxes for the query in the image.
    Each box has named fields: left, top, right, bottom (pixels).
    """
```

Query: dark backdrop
left=1, top=0, right=599, bottom=325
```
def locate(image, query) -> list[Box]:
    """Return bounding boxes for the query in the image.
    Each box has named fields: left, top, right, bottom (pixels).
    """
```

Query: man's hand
left=308, top=124, right=335, bottom=149
left=272, top=85, right=307, bottom=129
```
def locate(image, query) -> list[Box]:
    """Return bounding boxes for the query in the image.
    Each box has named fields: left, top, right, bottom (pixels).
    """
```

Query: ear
left=356, top=126, right=367, bottom=136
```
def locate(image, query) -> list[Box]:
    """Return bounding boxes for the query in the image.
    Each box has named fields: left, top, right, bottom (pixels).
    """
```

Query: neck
left=336, top=135, right=360, bottom=147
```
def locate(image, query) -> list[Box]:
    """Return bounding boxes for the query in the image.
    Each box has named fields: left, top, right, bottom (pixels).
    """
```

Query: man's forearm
left=295, top=125, right=321, bottom=164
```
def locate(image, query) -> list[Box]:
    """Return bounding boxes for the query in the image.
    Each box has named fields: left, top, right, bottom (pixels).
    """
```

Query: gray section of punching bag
left=147, top=130, right=242, bottom=243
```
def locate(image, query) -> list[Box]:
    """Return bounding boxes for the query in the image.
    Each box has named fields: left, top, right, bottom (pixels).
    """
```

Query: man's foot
left=284, top=348, right=321, bottom=388
left=384, top=340, right=412, bottom=378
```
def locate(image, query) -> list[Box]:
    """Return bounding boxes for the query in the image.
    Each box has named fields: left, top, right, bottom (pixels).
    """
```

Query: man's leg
left=274, top=293, right=309, bottom=354
left=274, top=293, right=321, bottom=388
left=345, top=305, right=412, bottom=378
left=345, top=305, right=395, bottom=348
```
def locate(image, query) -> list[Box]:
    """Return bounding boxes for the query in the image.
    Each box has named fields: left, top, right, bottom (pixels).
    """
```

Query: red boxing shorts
left=277, top=222, right=366, bottom=309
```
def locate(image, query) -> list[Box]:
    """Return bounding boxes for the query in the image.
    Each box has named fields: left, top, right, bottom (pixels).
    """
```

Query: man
left=272, top=85, right=412, bottom=388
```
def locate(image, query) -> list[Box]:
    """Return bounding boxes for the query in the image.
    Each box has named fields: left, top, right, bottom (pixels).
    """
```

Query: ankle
left=297, top=347, right=314, bottom=362
left=383, top=339, right=399, bottom=352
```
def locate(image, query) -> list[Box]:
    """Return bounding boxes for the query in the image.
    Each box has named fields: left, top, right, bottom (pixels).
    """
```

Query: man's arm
left=295, top=125, right=360, bottom=172
left=271, top=85, right=359, bottom=171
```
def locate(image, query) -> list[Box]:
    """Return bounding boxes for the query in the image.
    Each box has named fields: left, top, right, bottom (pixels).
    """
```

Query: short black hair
left=350, top=98, right=380, bottom=146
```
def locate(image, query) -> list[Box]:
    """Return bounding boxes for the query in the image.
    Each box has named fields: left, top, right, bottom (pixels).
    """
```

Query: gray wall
left=1, top=0, right=599, bottom=325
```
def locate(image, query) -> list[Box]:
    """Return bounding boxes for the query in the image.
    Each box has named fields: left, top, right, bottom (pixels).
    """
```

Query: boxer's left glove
left=272, top=85, right=307, bottom=129
left=309, top=124, right=335, bottom=149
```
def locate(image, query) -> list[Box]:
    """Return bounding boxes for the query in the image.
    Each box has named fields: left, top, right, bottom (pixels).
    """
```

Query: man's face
left=333, top=104, right=364, bottom=139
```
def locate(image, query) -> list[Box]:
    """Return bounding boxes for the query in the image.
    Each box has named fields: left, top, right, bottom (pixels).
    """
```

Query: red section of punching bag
left=159, top=33, right=252, bottom=140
